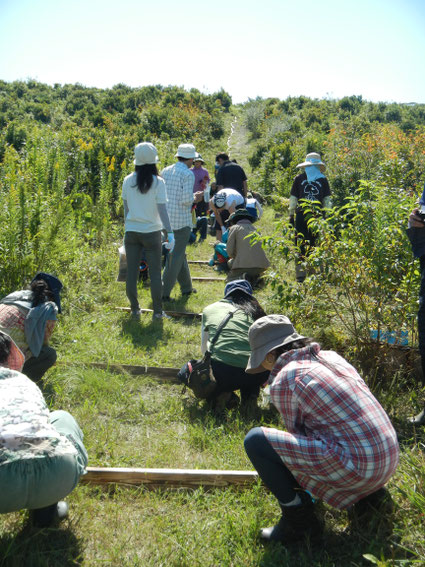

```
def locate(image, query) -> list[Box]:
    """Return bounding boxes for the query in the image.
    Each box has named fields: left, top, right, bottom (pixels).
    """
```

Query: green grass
left=1, top=210, right=425, bottom=567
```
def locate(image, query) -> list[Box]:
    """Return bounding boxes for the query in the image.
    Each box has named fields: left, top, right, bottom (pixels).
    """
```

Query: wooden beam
left=115, top=307, right=201, bottom=319
left=192, top=276, right=225, bottom=282
left=80, top=466, right=258, bottom=489
left=88, top=363, right=180, bottom=381
left=188, top=260, right=210, bottom=265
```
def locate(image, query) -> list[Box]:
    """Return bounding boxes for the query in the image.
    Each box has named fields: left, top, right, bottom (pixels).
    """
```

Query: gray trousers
left=162, top=226, right=192, bottom=297
left=124, top=230, right=163, bottom=314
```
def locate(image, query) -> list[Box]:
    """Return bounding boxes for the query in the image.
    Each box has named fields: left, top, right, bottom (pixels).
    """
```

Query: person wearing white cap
left=122, top=142, right=173, bottom=319
left=161, top=144, right=204, bottom=300
left=243, top=315, right=399, bottom=546
left=289, top=153, right=332, bottom=282
left=209, top=188, right=245, bottom=241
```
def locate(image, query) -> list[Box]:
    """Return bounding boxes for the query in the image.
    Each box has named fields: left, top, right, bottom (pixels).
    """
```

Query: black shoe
left=182, top=288, right=197, bottom=296
left=260, top=492, right=323, bottom=545
left=31, top=501, right=69, bottom=528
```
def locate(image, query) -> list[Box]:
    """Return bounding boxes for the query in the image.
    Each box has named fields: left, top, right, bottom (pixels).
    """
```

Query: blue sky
left=0, top=0, right=424, bottom=104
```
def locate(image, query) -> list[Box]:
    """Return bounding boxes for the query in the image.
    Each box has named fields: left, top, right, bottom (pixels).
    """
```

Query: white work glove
left=164, top=232, right=175, bottom=253
left=221, top=226, right=227, bottom=237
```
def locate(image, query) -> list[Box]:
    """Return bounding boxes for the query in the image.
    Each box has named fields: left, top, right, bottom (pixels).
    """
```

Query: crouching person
left=226, top=209, right=270, bottom=286
left=244, top=315, right=399, bottom=545
left=201, top=280, right=269, bottom=413
left=0, top=331, right=88, bottom=527
left=0, top=272, right=63, bottom=383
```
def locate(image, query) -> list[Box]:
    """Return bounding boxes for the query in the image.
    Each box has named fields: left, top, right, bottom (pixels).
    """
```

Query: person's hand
left=164, top=233, right=175, bottom=252
left=193, top=191, right=203, bottom=203
left=409, top=209, right=425, bottom=228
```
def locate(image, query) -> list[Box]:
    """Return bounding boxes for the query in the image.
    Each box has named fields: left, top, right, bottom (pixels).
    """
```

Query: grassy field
left=1, top=209, right=425, bottom=567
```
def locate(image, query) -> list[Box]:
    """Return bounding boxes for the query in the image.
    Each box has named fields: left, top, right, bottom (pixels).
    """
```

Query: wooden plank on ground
left=80, top=467, right=258, bottom=489
left=192, top=276, right=225, bottom=282
left=115, top=307, right=201, bottom=319
left=60, top=362, right=180, bottom=381
left=188, top=260, right=210, bottom=264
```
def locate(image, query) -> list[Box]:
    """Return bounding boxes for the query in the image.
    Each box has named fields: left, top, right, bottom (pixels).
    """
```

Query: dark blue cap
left=31, top=272, right=63, bottom=313
left=224, top=279, right=253, bottom=298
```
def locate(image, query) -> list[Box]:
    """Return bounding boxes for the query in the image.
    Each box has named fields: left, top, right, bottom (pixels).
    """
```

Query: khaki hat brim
left=245, top=332, right=305, bottom=374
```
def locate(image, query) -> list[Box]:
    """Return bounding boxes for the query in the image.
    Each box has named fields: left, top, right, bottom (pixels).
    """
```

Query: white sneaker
left=153, top=311, right=171, bottom=320
left=131, top=309, right=141, bottom=318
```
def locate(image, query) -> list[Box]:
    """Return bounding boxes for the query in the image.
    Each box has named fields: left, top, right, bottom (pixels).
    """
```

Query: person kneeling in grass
left=244, top=315, right=399, bottom=545
left=226, top=209, right=270, bottom=286
left=0, top=331, right=88, bottom=527
left=201, top=280, right=269, bottom=413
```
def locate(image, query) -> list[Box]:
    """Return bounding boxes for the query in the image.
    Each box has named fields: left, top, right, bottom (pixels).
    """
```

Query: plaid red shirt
left=262, top=343, right=399, bottom=509
left=0, top=304, right=55, bottom=360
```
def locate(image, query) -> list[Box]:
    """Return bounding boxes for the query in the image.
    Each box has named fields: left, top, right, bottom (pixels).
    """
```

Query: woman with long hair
left=244, top=315, right=399, bottom=546
left=200, top=279, right=269, bottom=411
left=122, top=142, right=174, bottom=319
left=0, top=272, right=62, bottom=383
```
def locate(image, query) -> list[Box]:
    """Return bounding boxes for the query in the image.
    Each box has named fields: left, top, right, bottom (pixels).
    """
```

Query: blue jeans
left=244, top=427, right=300, bottom=504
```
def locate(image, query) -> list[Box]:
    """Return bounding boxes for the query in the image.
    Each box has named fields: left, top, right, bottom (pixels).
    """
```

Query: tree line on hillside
left=244, top=95, right=425, bottom=205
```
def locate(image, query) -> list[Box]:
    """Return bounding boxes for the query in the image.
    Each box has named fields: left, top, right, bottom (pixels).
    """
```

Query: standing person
left=200, top=280, right=269, bottom=412
left=244, top=315, right=399, bottom=545
left=289, top=153, right=331, bottom=282
left=122, top=142, right=174, bottom=319
left=191, top=154, right=210, bottom=243
left=0, top=331, right=88, bottom=527
left=0, top=272, right=62, bottom=383
left=161, top=144, right=203, bottom=301
left=406, top=205, right=425, bottom=425
left=210, top=188, right=245, bottom=241
left=215, top=152, right=248, bottom=198
left=226, top=209, right=270, bottom=284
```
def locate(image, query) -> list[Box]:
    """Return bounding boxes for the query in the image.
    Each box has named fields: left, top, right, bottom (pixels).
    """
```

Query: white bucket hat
left=296, top=152, right=326, bottom=172
left=175, top=144, right=197, bottom=159
left=246, top=315, right=305, bottom=374
left=134, top=142, right=159, bottom=166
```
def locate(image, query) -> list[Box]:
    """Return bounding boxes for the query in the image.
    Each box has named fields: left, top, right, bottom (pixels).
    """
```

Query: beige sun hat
left=134, top=142, right=159, bottom=166
left=175, top=144, right=197, bottom=159
left=246, top=315, right=305, bottom=374
left=296, top=152, right=326, bottom=172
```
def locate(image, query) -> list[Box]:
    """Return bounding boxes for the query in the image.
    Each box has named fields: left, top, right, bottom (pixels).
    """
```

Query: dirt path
left=225, top=110, right=252, bottom=171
